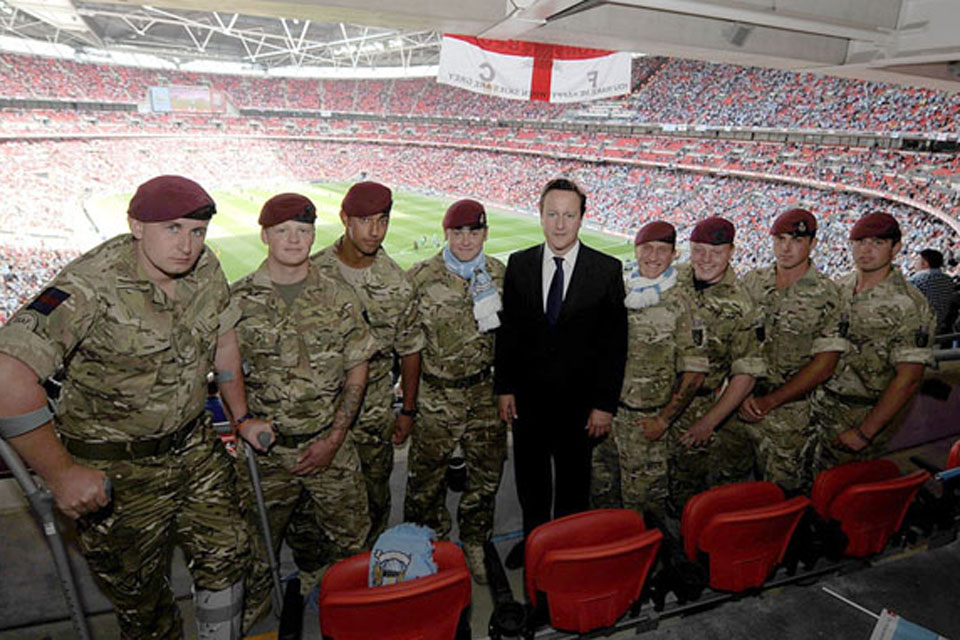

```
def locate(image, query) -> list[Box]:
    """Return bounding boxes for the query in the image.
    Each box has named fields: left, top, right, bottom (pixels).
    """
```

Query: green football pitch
left=91, top=182, right=635, bottom=282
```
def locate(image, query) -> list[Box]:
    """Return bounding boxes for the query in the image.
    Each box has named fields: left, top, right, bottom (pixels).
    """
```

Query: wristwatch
left=399, top=407, right=418, bottom=418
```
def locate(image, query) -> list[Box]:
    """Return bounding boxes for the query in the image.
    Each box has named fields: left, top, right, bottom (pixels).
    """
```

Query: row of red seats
left=315, top=441, right=960, bottom=639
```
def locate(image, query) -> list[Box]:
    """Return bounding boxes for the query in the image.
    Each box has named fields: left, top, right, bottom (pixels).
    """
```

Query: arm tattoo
left=660, top=375, right=701, bottom=425
left=332, top=382, right=364, bottom=432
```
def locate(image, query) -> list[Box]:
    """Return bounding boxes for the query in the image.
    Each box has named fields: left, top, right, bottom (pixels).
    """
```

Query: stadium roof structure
left=1, top=0, right=959, bottom=89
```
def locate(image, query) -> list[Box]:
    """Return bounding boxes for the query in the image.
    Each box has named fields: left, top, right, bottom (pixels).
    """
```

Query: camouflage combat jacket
left=231, top=261, right=377, bottom=436
left=824, top=267, right=935, bottom=400
left=676, top=263, right=766, bottom=389
left=0, top=234, right=237, bottom=440
left=311, top=239, right=424, bottom=383
left=620, top=283, right=709, bottom=409
left=742, top=264, right=848, bottom=389
left=406, top=252, right=505, bottom=380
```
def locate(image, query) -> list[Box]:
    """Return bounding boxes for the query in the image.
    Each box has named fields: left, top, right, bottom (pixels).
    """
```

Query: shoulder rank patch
left=915, top=327, right=929, bottom=348
left=838, top=313, right=850, bottom=338
left=692, top=326, right=705, bottom=347
left=27, top=287, right=70, bottom=316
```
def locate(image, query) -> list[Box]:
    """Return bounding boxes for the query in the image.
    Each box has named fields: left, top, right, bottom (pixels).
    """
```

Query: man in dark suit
left=495, top=177, right=627, bottom=569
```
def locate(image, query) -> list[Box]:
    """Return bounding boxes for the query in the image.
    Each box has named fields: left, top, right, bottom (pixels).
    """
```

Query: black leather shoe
left=504, top=540, right=525, bottom=570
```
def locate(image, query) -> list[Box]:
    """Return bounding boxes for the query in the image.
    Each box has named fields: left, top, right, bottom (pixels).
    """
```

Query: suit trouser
left=512, top=400, right=593, bottom=537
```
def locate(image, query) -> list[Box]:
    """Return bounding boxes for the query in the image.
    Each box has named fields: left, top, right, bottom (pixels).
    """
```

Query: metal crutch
left=245, top=432, right=285, bottom=617
left=0, top=438, right=111, bottom=640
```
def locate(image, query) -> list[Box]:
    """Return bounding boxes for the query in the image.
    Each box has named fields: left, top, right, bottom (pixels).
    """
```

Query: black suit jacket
left=494, top=242, right=627, bottom=417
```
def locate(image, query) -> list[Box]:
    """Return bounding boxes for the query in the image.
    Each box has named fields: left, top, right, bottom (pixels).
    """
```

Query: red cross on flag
left=437, top=34, right=632, bottom=103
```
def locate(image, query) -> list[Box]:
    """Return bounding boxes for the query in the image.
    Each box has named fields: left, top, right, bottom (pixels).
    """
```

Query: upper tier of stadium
left=2, top=52, right=959, bottom=134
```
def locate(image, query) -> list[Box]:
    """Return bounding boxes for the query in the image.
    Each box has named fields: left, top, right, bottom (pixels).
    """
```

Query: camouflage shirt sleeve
left=219, top=296, right=241, bottom=334
left=675, top=295, right=709, bottom=374
left=0, top=269, right=99, bottom=380
left=890, top=291, right=936, bottom=367
left=811, top=276, right=849, bottom=355
left=206, top=253, right=239, bottom=334
left=393, top=276, right=425, bottom=357
left=729, top=295, right=765, bottom=378
left=341, top=289, right=378, bottom=371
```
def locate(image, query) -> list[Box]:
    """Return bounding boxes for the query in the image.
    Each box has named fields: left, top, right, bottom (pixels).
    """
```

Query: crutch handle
left=258, top=432, right=272, bottom=450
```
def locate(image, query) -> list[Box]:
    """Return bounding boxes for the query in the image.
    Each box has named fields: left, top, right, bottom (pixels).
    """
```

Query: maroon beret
left=341, top=181, right=392, bottom=218
left=634, top=220, right=676, bottom=246
left=850, top=211, right=901, bottom=242
left=770, top=208, right=817, bottom=237
left=443, top=199, right=487, bottom=230
left=128, top=175, right=215, bottom=222
left=690, top=217, right=735, bottom=245
left=259, top=193, right=316, bottom=228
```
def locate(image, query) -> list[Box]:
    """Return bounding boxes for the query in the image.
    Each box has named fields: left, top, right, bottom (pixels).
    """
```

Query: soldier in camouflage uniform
left=810, top=212, right=935, bottom=471
left=591, top=221, right=707, bottom=524
left=231, top=194, right=375, bottom=630
left=297, top=181, right=424, bottom=548
left=737, top=208, right=847, bottom=493
left=670, top=217, right=766, bottom=513
left=403, top=199, right=506, bottom=584
left=0, top=176, right=268, bottom=640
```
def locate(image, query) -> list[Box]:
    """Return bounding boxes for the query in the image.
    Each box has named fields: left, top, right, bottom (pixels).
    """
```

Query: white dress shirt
left=542, top=240, right=580, bottom=312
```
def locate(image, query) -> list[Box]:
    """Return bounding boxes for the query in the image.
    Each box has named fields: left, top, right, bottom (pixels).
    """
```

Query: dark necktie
left=546, top=256, right=564, bottom=327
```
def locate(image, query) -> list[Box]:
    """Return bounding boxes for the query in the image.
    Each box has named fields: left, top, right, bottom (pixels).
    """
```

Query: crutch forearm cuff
left=0, top=405, right=54, bottom=439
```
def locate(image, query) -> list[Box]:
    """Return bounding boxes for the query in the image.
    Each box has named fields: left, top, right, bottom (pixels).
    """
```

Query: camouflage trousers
left=351, top=373, right=398, bottom=545
left=591, top=405, right=670, bottom=523
left=403, top=378, right=506, bottom=544
left=74, top=418, right=248, bottom=640
left=742, top=397, right=815, bottom=493
left=667, top=395, right=755, bottom=514
left=808, top=388, right=885, bottom=475
left=237, top=429, right=369, bottom=624
left=286, top=373, right=395, bottom=564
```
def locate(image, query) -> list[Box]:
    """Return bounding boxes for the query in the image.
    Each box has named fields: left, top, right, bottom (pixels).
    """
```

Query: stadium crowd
left=2, top=50, right=959, bottom=322
left=4, top=110, right=959, bottom=218
left=3, top=52, right=960, bottom=132
left=0, top=244, right=79, bottom=323
left=1, top=136, right=956, bottom=287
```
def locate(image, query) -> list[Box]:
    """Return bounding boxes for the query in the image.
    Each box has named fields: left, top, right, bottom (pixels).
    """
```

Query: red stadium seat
left=811, top=459, right=901, bottom=519
left=812, top=460, right=931, bottom=557
left=681, top=481, right=784, bottom=563
left=947, top=440, right=960, bottom=470
left=681, top=482, right=808, bottom=592
left=318, top=541, right=471, bottom=640
left=524, top=509, right=663, bottom=633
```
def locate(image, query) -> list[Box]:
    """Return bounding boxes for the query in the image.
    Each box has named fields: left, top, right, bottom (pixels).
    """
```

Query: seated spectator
left=910, top=248, right=960, bottom=335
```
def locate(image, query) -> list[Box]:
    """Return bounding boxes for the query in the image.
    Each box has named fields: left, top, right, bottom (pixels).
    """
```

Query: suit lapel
left=530, top=244, right=546, bottom=322
left=558, top=245, right=590, bottom=324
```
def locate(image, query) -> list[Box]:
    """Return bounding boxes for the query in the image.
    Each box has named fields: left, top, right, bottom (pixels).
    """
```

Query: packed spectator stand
left=2, top=51, right=960, bottom=323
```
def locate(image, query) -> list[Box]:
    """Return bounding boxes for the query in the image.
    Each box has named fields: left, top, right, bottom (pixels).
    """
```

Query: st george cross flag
left=437, top=34, right=631, bottom=103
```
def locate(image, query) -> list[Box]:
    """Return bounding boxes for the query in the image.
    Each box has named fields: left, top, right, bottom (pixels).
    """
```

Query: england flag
left=437, top=34, right=632, bottom=104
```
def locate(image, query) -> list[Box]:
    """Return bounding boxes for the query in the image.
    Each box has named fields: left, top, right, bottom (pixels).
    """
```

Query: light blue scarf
left=442, top=245, right=501, bottom=332
left=369, top=523, right=437, bottom=587
left=624, top=264, right=677, bottom=309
